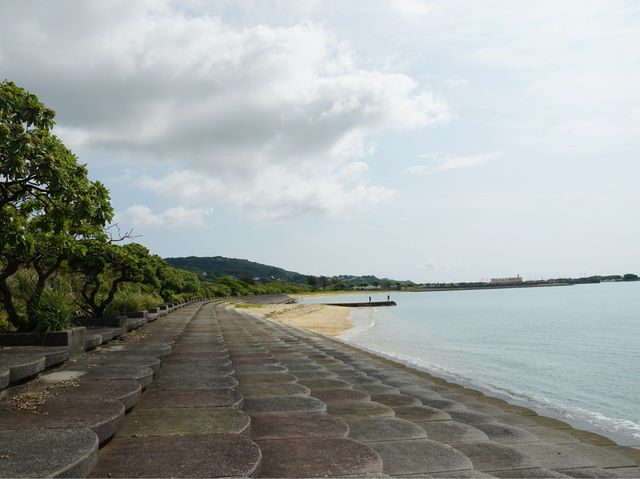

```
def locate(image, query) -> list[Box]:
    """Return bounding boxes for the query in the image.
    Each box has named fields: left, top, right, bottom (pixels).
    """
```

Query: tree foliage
left=1, top=81, right=112, bottom=331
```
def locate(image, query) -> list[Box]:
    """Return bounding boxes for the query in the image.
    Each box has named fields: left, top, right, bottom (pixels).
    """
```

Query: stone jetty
left=1, top=296, right=639, bottom=477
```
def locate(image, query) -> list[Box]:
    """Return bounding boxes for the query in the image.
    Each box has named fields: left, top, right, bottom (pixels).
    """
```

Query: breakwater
left=323, top=301, right=396, bottom=307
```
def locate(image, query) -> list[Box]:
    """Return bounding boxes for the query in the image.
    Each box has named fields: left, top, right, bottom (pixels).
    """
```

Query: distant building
left=489, top=275, right=523, bottom=285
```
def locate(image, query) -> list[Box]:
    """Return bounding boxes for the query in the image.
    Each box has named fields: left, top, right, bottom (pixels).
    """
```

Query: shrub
left=103, top=284, right=162, bottom=317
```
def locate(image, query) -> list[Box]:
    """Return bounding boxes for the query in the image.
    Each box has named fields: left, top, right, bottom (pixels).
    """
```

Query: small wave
left=342, top=342, right=640, bottom=444
left=339, top=309, right=377, bottom=341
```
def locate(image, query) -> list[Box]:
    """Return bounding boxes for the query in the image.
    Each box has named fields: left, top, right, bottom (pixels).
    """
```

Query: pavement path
left=1, top=297, right=639, bottom=477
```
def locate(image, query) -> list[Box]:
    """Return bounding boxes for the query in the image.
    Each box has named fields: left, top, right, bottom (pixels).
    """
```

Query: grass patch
left=233, top=302, right=262, bottom=309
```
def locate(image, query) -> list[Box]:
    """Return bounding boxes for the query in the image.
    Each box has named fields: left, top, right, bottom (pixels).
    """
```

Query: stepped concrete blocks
left=170, top=345, right=228, bottom=354
left=138, top=388, right=243, bottom=408
left=448, top=410, right=500, bottom=425
left=562, top=443, right=638, bottom=469
left=84, top=333, right=103, bottom=350
left=508, top=442, right=619, bottom=472
left=335, top=370, right=370, bottom=379
left=234, top=364, right=288, bottom=373
left=0, top=366, right=9, bottom=389
left=256, top=437, right=383, bottom=478
left=566, top=429, right=618, bottom=446
left=529, top=416, right=573, bottom=430
left=90, top=433, right=262, bottom=478
left=369, top=439, right=474, bottom=476
left=278, top=358, right=319, bottom=368
left=76, top=355, right=162, bottom=374
left=414, top=420, right=490, bottom=445
left=0, top=397, right=124, bottom=443
left=169, top=348, right=228, bottom=357
left=40, top=365, right=155, bottom=388
left=327, top=401, right=395, bottom=420
left=521, top=426, right=581, bottom=445
left=0, top=350, right=45, bottom=382
left=356, top=383, right=401, bottom=395
left=115, top=407, right=250, bottom=437
left=371, top=393, right=423, bottom=408
left=494, top=413, right=541, bottom=428
left=394, top=405, right=452, bottom=422
left=230, top=352, right=273, bottom=359
left=161, top=356, right=231, bottom=367
left=27, top=378, right=142, bottom=410
left=299, top=377, right=354, bottom=390
left=347, top=417, right=428, bottom=442
left=151, top=372, right=238, bottom=390
left=461, top=401, right=512, bottom=416
left=243, top=396, right=327, bottom=415
left=235, top=372, right=298, bottom=384
left=19, top=346, right=71, bottom=368
left=0, top=428, right=99, bottom=479
left=158, top=362, right=234, bottom=377
left=294, top=369, right=338, bottom=379
left=338, top=375, right=382, bottom=386
left=99, top=343, right=172, bottom=357
left=239, top=382, right=311, bottom=398
left=232, top=357, right=280, bottom=366
left=481, top=398, right=539, bottom=417
left=605, top=445, right=640, bottom=466
left=472, top=423, right=541, bottom=444
left=418, top=397, right=466, bottom=411
left=311, top=388, right=371, bottom=403
left=453, top=441, right=538, bottom=472
left=490, top=468, right=569, bottom=478
left=250, top=413, right=349, bottom=440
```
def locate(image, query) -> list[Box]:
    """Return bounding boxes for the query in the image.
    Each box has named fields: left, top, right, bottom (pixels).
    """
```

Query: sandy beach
left=240, top=302, right=355, bottom=336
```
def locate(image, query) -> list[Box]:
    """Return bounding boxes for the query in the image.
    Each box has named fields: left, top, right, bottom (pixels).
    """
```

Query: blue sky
left=2, top=0, right=639, bottom=282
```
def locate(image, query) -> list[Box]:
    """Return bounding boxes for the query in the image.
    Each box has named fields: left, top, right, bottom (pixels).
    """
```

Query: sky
left=2, top=0, right=639, bottom=283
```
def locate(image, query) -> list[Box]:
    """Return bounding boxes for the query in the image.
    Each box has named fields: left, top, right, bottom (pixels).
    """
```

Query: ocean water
left=301, top=282, right=640, bottom=446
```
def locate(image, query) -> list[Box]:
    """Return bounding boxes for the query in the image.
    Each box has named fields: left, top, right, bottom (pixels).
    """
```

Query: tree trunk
left=0, top=277, right=26, bottom=331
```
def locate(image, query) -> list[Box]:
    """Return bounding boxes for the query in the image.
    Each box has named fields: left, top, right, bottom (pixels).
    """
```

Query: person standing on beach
left=369, top=296, right=371, bottom=302
left=387, top=295, right=390, bottom=301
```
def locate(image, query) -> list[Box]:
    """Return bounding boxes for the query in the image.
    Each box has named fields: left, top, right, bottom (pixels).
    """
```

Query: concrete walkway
left=95, top=301, right=640, bottom=478
left=1, top=297, right=639, bottom=477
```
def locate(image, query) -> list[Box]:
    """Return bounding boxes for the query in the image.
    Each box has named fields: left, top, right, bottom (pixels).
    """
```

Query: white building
left=489, top=275, right=523, bottom=285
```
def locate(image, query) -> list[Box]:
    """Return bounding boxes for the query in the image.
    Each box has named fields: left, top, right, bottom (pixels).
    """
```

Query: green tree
left=332, top=281, right=348, bottom=291
left=70, top=242, right=155, bottom=318
left=622, top=273, right=638, bottom=281
left=1, top=81, right=112, bottom=330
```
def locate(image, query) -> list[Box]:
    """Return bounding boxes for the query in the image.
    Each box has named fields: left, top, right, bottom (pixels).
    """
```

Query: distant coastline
left=412, top=282, right=572, bottom=292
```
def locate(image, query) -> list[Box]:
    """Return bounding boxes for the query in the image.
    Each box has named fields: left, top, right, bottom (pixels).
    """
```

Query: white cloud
left=0, top=2, right=448, bottom=219
left=404, top=152, right=500, bottom=176
left=390, top=0, right=432, bottom=16
left=113, top=204, right=214, bottom=230
left=141, top=163, right=394, bottom=220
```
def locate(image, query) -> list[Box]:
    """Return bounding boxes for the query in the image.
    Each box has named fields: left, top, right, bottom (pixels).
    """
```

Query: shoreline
left=250, top=304, right=638, bottom=451
left=243, top=298, right=640, bottom=448
left=337, top=336, right=640, bottom=448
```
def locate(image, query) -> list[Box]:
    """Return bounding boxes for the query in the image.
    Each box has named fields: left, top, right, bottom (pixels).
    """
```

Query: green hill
left=163, top=256, right=415, bottom=287
left=164, top=256, right=307, bottom=284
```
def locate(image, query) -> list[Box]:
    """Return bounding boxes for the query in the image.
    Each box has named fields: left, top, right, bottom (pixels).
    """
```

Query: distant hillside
left=164, top=256, right=307, bottom=284
left=164, top=256, right=415, bottom=287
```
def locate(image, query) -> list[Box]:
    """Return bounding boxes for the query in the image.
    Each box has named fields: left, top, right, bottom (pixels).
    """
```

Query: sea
left=300, top=282, right=640, bottom=446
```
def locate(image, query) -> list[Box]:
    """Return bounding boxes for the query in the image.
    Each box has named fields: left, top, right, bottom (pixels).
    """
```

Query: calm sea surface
left=301, top=282, right=640, bottom=445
